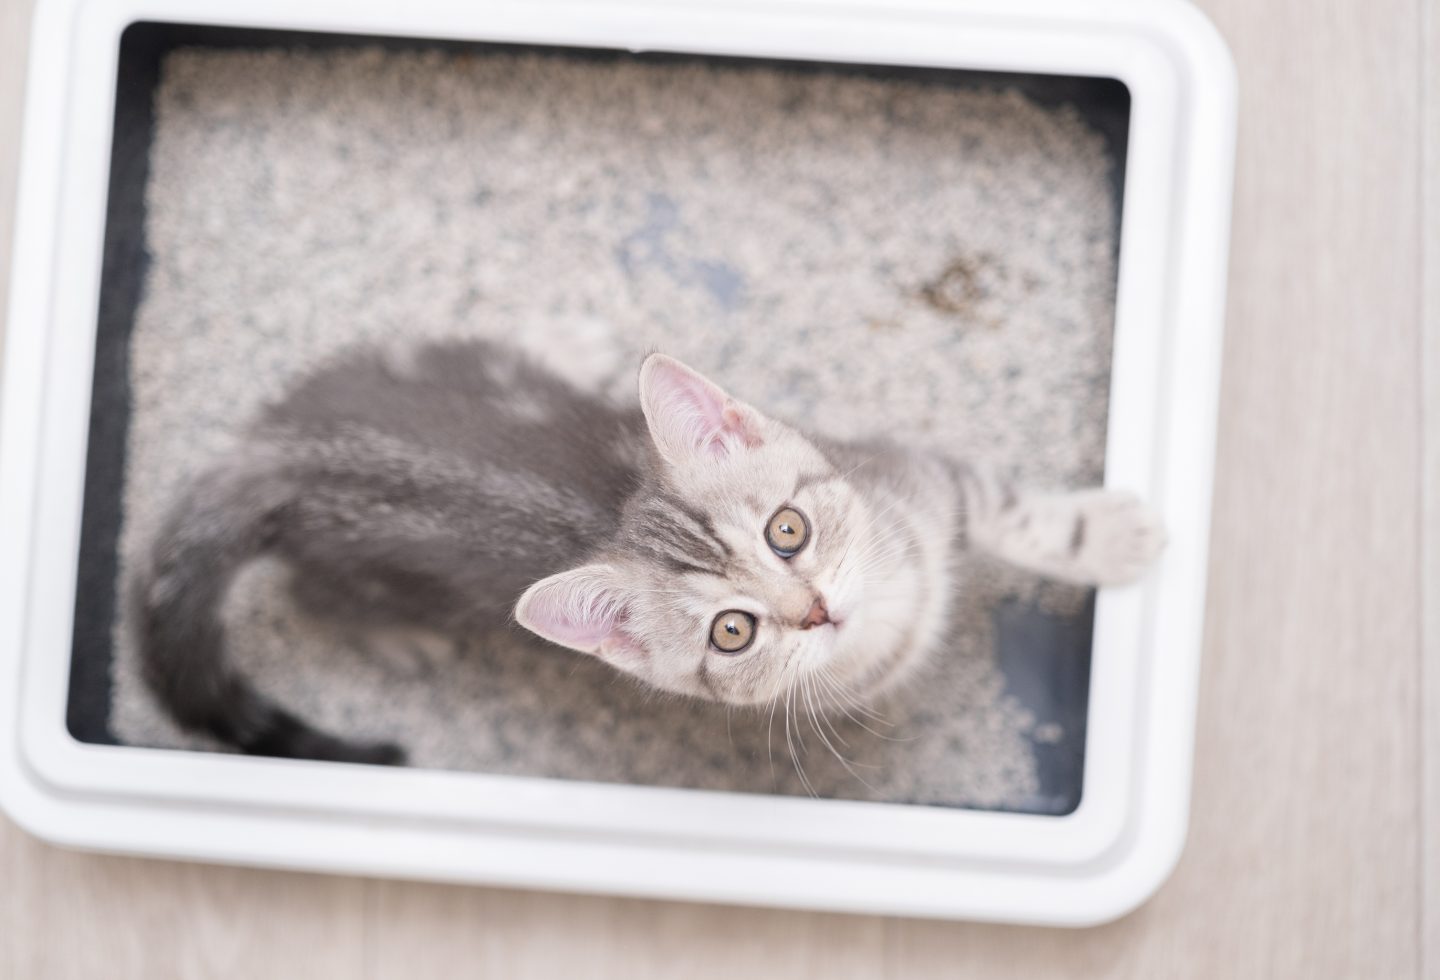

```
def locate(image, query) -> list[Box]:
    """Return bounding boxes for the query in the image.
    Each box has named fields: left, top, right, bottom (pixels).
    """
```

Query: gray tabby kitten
left=133, top=339, right=1164, bottom=765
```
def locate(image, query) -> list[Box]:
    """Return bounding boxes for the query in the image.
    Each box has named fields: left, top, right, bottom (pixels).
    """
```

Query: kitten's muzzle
left=800, top=596, right=832, bottom=630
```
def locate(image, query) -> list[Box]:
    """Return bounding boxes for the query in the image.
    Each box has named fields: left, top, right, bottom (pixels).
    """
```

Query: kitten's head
left=515, top=353, right=926, bottom=707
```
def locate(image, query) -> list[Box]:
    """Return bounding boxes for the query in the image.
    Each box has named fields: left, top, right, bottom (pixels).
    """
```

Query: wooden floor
left=1, top=0, right=1434, bottom=976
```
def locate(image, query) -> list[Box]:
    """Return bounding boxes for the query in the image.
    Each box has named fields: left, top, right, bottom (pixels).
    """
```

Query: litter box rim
left=0, top=0, right=1236, bottom=926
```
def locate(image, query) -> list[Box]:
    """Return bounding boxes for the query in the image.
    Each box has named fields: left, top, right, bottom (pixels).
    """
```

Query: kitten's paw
left=1068, top=490, right=1167, bottom=586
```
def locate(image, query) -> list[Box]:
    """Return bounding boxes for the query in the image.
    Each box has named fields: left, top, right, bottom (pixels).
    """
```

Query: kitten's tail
left=130, top=459, right=405, bottom=766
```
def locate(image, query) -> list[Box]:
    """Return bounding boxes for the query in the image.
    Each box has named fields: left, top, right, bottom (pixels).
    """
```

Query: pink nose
left=800, top=596, right=831, bottom=630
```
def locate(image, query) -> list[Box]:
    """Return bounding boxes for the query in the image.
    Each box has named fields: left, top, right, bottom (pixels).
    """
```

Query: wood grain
left=0, top=0, right=1430, bottom=977
left=1421, top=0, right=1439, bottom=973
left=365, top=883, right=887, bottom=980
left=0, top=0, right=30, bottom=367
left=0, top=832, right=368, bottom=980
left=0, top=3, right=375, bottom=980
left=887, top=0, right=1425, bottom=975
left=0, top=5, right=33, bottom=974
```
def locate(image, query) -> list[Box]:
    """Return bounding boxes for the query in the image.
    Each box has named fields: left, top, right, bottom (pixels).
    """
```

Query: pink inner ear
left=518, top=569, right=647, bottom=665
left=646, top=358, right=760, bottom=459
left=523, top=581, right=619, bottom=650
left=678, top=376, right=731, bottom=457
left=719, top=404, right=759, bottom=450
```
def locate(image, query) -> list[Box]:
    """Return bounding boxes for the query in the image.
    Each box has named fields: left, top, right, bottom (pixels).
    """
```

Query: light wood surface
left=1422, top=0, right=1439, bottom=972
left=0, top=0, right=1430, bottom=977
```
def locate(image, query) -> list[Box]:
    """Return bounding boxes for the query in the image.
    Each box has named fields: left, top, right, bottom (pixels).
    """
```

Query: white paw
left=1069, top=490, right=1167, bottom=586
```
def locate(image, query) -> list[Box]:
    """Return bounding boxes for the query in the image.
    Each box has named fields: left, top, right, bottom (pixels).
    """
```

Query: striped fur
left=134, top=340, right=1163, bottom=764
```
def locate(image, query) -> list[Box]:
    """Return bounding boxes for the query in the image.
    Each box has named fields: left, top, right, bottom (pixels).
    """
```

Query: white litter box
left=0, top=0, right=1235, bottom=925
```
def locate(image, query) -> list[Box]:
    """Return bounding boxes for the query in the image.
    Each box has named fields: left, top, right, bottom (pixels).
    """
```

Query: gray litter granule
left=110, top=48, right=1117, bottom=808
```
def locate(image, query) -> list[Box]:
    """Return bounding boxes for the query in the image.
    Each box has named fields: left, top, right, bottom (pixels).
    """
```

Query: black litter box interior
left=68, top=22, right=1129, bottom=815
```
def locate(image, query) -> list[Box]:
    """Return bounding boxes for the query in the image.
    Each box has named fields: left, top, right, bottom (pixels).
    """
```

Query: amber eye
left=710, top=610, right=756, bottom=654
left=765, top=506, right=809, bottom=558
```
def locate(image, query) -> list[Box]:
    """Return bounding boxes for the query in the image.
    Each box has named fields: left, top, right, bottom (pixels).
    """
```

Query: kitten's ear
left=514, top=564, right=647, bottom=668
left=638, top=353, right=764, bottom=465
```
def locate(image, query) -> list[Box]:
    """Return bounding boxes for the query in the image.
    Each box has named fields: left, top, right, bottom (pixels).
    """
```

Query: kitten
left=132, top=339, right=1164, bottom=764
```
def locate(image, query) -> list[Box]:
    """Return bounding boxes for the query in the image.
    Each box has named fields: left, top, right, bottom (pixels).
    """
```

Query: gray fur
left=133, top=339, right=1163, bottom=764
left=135, top=340, right=646, bottom=762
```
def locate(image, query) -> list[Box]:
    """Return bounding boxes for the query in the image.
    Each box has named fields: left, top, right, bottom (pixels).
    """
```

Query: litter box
left=0, top=0, right=1236, bottom=925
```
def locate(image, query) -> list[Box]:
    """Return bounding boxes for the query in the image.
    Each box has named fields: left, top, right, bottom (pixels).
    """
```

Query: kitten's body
left=133, top=339, right=1161, bottom=764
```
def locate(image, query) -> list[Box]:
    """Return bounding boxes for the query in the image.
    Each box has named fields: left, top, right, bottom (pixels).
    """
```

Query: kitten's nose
left=800, top=596, right=831, bottom=630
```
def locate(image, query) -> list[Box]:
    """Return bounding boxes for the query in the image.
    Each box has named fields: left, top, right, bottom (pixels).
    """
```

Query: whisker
left=803, top=674, right=884, bottom=791
left=815, top=667, right=917, bottom=743
left=834, top=486, right=923, bottom=570
left=783, top=684, right=818, bottom=798
left=765, top=686, right=781, bottom=784
left=842, top=539, right=924, bottom=581
left=816, top=666, right=891, bottom=725
left=808, top=679, right=851, bottom=750
left=835, top=449, right=887, bottom=482
left=838, top=516, right=925, bottom=578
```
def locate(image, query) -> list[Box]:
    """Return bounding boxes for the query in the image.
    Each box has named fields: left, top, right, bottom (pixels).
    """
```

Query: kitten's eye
left=765, top=506, right=809, bottom=558
left=710, top=610, right=756, bottom=654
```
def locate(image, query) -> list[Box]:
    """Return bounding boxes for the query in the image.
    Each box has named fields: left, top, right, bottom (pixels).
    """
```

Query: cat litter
left=107, top=46, right=1116, bottom=811
left=0, top=0, right=1234, bottom=924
